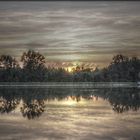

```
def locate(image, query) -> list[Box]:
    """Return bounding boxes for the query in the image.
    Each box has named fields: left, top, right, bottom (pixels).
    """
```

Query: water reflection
left=0, top=98, right=19, bottom=113
left=0, top=87, right=139, bottom=119
left=99, top=88, right=140, bottom=113
left=20, top=100, right=45, bottom=120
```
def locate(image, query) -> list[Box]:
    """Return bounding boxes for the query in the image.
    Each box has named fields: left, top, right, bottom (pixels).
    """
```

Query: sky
left=0, top=1, right=140, bottom=68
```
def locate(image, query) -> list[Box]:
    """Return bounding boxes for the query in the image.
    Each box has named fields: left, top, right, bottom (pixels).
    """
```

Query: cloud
left=0, top=1, right=140, bottom=67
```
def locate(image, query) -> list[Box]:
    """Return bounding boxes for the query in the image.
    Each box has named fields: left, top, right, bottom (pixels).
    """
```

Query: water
left=0, top=87, right=139, bottom=140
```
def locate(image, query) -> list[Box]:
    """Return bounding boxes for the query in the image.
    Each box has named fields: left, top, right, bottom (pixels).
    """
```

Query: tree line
left=0, top=50, right=139, bottom=82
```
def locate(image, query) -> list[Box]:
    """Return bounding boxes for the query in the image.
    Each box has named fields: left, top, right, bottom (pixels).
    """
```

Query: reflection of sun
left=65, top=100, right=76, bottom=106
left=63, top=96, right=77, bottom=106
left=68, top=67, right=73, bottom=73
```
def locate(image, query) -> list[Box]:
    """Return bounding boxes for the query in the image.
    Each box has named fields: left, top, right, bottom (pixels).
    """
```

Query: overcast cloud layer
left=0, top=2, right=140, bottom=67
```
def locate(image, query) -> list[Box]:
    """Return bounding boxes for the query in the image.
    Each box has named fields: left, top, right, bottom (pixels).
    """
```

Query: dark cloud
left=0, top=1, right=140, bottom=67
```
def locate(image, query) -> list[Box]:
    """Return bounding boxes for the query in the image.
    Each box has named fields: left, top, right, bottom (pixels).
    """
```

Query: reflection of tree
left=0, top=87, right=139, bottom=118
left=20, top=100, right=45, bottom=119
left=112, top=104, right=129, bottom=113
left=111, top=91, right=139, bottom=113
left=69, top=95, right=81, bottom=102
left=96, top=88, right=140, bottom=113
left=0, top=98, right=19, bottom=113
left=110, top=91, right=140, bottom=113
left=75, top=95, right=81, bottom=102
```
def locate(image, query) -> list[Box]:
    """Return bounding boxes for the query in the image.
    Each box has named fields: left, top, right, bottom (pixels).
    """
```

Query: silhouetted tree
left=107, top=54, right=140, bottom=82
left=21, top=50, right=46, bottom=81
left=129, top=57, right=140, bottom=81
left=0, top=55, right=20, bottom=82
left=111, top=54, right=129, bottom=65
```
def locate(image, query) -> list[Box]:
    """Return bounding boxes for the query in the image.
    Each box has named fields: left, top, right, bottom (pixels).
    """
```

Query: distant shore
left=0, top=82, right=139, bottom=88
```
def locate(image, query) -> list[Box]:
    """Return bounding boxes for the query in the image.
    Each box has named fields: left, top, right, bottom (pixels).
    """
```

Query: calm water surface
left=0, top=88, right=139, bottom=140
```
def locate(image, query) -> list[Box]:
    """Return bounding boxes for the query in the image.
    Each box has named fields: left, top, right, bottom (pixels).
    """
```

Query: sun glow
left=64, top=100, right=76, bottom=106
left=67, top=67, right=73, bottom=73
left=61, top=96, right=87, bottom=106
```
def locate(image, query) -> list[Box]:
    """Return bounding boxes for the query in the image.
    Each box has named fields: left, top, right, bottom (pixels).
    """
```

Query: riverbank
left=0, top=82, right=139, bottom=88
